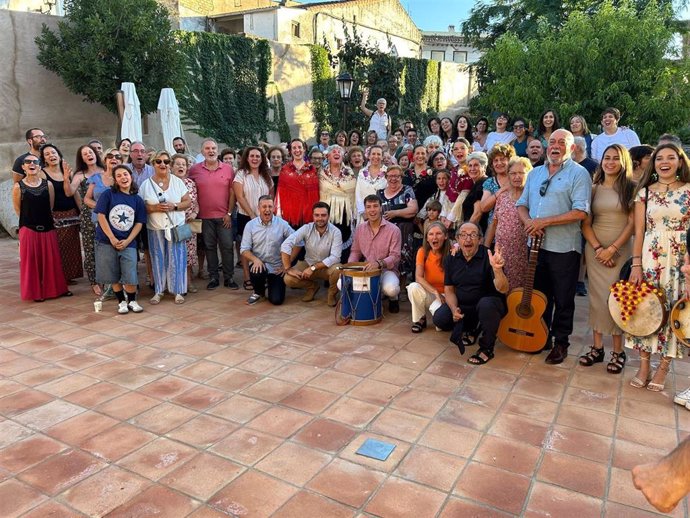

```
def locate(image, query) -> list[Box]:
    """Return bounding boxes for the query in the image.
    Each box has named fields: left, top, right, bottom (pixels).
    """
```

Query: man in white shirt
left=360, top=88, right=390, bottom=140
left=590, top=107, right=640, bottom=161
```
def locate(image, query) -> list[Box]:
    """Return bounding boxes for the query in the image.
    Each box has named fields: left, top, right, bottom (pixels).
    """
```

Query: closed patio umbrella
left=158, top=88, right=184, bottom=154
left=120, top=82, right=142, bottom=143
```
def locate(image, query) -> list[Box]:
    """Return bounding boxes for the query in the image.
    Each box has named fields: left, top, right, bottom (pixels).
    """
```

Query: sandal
left=243, top=280, right=253, bottom=291
left=607, top=351, right=626, bottom=374
left=579, top=346, right=605, bottom=366
left=174, top=294, right=185, bottom=304
left=647, top=356, right=672, bottom=392
left=150, top=293, right=162, bottom=305
left=630, top=351, right=652, bottom=388
left=462, top=328, right=480, bottom=347
left=91, top=284, right=103, bottom=297
left=468, top=349, right=494, bottom=365
left=411, top=318, right=427, bottom=334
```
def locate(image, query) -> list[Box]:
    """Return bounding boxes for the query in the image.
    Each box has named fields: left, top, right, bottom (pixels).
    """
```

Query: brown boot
left=302, top=283, right=320, bottom=302
left=327, top=287, right=338, bottom=307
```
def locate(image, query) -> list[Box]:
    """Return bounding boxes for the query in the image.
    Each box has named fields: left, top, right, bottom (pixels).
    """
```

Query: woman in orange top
left=406, top=222, right=450, bottom=332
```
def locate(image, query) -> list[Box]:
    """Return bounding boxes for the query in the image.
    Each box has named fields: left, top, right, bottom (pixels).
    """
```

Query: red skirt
left=19, top=227, right=68, bottom=301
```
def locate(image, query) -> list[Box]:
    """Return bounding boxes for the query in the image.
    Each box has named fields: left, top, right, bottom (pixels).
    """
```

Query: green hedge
left=176, top=31, right=271, bottom=148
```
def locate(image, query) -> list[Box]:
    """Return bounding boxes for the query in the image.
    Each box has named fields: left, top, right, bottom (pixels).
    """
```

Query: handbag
left=188, top=219, right=202, bottom=234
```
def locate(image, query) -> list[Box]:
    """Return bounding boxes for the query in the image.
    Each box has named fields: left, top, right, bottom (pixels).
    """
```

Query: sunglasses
left=106, top=153, right=122, bottom=160
left=23, top=159, right=40, bottom=165
left=539, top=178, right=552, bottom=197
left=513, top=124, right=525, bottom=129
left=154, top=159, right=171, bottom=165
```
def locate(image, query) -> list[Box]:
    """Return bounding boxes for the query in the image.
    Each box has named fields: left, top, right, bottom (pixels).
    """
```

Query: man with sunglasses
left=516, top=128, right=592, bottom=364
left=12, top=128, right=47, bottom=183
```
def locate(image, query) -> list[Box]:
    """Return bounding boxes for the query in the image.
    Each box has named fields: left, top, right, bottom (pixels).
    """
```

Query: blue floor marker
left=355, top=438, right=396, bottom=461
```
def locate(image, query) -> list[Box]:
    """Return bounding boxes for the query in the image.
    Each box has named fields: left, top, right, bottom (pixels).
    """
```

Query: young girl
left=94, top=165, right=147, bottom=314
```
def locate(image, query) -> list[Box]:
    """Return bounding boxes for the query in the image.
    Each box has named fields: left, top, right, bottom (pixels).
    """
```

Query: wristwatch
left=310, top=265, right=316, bottom=272
left=174, top=204, right=178, bottom=211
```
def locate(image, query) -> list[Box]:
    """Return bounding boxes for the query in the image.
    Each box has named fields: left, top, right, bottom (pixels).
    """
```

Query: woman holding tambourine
left=627, top=143, right=690, bottom=392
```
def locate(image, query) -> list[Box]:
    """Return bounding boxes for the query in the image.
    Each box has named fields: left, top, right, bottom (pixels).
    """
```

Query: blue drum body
left=340, top=264, right=383, bottom=325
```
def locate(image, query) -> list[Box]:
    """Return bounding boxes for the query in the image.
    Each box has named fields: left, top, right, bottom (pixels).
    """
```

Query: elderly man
left=189, top=138, right=238, bottom=290
left=241, top=196, right=294, bottom=306
left=348, top=194, right=402, bottom=313
left=433, top=223, right=509, bottom=365
left=517, top=129, right=592, bottom=364
left=360, top=88, right=390, bottom=140
left=527, top=139, right=545, bottom=167
left=12, top=128, right=47, bottom=183
left=281, top=201, right=342, bottom=305
left=126, top=141, right=155, bottom=286
left=573, top=136, right=598, bottom=177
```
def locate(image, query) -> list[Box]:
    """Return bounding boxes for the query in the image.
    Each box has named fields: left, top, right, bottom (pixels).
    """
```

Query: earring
left=651, top=172, right=658, bottom=181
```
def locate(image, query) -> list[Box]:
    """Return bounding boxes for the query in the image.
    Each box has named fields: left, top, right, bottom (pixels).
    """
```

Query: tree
left=35, top=0, right=184, bottom=115
left=470, top=1, right=690, bottom=143
left=462, top=0, right=685, bottom=49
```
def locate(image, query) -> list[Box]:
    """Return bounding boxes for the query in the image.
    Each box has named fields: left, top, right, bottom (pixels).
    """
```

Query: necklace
left=658, top=180, right=678, bottom=192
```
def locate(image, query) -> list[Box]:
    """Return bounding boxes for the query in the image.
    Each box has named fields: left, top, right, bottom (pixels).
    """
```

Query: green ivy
left=274, top=90, right=292, bottom=143
left=176, top=31, right=271, bottom=148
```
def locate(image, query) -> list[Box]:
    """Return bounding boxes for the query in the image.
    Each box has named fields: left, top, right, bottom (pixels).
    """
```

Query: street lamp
left=336, top=72, right=354, bottom=130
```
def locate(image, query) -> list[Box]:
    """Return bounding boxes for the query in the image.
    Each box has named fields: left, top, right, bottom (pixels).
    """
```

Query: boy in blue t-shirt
left=94, top=165, right=147, bottom=314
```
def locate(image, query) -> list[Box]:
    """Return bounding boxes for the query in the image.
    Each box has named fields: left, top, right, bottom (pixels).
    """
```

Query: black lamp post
left=336, top=72, right=354, bottom=130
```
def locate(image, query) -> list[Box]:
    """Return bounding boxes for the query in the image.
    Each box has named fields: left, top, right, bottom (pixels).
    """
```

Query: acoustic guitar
left=497, top=235, right=549, bottom=352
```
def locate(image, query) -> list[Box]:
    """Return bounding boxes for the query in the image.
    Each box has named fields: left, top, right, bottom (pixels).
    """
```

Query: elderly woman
left=172, top=153, right=200, bottom=293
left=378, top=165, right=419, bottom=278
left=488, top=157, right=532, bottom=289
left=65, top=144, right=105, bottom=296
left=355, top=145, right=387, bottom=221
left=234, top=146, right=275, bottom=288
left=479, top=143, right=516, bottom=229
left=13, top=153, right=70, bottom=301
left=424, top=135, right=443, bottom=157
left=347, top=146, right=366, bottom=176
left=407, top=222, right=450, bottom=332
left=139, top=150, right=192, bottom=305
left=320, top=144, right=357, bottom=260
left=459, top=152, right=490, bottom=233
left=277, top=139, right=319, bottom=229
left=39, top=143, right=82, bottom=284
left=429, top=150, right=448, bottom=172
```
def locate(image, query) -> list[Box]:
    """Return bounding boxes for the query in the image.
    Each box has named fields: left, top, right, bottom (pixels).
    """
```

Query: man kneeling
left=281, top=202, right=342, bottom=305
left=433, top=222, right=509, bottom=365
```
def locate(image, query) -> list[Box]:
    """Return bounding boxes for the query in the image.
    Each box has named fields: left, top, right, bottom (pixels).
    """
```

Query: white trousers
left=406, top=282, right=441, bottom=322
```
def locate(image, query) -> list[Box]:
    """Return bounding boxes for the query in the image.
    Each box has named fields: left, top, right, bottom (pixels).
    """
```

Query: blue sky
left=296, top=0, right=689, bottom=31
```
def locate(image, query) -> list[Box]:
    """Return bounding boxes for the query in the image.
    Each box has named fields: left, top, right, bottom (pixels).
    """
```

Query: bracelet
left=632, top=255, right=641, bottom=259
left=631, top=264, right=643, bottom=268
left=610, top=244, right=619, bottom=252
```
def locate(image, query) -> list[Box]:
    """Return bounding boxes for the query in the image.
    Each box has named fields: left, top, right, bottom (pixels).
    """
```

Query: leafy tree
left=470, top=1, right=690, bottom=143
left=462, top=0, right=685, bottom=49
left=35, top=0, right=184, bottom=114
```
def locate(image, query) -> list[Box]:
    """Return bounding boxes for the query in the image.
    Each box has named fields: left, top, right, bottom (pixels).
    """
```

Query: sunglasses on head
left=23, top=159, right=40, bottom=165
left=154, top=159, right=171, bottom=165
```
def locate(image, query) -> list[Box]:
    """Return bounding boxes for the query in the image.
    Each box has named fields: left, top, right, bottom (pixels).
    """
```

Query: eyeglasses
left=458, top=232, right=480, bottom=240
left=30, top=134, right=47, bottom=140
left=106, top=153, right=122, bottom=160
left=387, top=175, right=402, bottom=179
left=513, top=125, right=525, bottom=129
left=539, top=178, right=552, bottom=197
left=154, top=159, right=171, bottom=165
left=23, top=159, right=40, bottom=165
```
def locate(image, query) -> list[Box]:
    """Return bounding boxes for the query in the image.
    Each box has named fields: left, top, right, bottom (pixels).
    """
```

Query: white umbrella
left=158, top=88, right=184, bottom=154
left=120, top=82, right=143, bottom=142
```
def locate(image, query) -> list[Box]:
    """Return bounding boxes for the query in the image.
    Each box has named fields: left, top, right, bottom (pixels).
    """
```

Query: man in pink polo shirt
left=189, top=138, right=238, bottom=290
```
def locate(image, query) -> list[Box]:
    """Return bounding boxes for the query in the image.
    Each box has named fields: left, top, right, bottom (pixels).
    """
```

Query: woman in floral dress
left=627, top=143, right=690, bottom=392
left=172, top=154, right=200, bottom=293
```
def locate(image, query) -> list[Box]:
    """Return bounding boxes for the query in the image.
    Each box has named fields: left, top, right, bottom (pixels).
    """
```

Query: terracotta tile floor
left=0, top=236, right=689, bottom=517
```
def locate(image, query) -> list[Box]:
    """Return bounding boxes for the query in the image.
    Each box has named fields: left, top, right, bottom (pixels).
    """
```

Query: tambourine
left=670, top=298, right=690, bottom=347
left=608, top=280, right=668, bottom=337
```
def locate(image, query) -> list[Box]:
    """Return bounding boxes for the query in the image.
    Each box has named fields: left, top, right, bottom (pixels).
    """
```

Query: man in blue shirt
left=517, top=129, right=592, bottom=364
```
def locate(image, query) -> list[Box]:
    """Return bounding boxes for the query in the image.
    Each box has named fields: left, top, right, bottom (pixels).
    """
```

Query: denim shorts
left=95, top=241, right=138, bottom=285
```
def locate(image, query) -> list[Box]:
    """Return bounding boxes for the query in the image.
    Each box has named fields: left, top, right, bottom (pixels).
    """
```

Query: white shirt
left=369, top=112, right=389, bottom=140
left=484, top=131, right=515, bottom=152
left=233, top=169, right=272, bottom=217
left=139, top=175, right=188, bottom=230
left=591, top=128, right=641, bottom=162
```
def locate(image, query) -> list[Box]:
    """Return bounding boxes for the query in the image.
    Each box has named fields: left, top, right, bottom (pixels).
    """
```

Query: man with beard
left=280, top=202, right=342, bottom=305
left=517, top=129, right=592, bottom=364
left=172, top=137, right=187, bottom=154
left=12, top=128, right=47, bottom=183
left=433, top=222, right=509, bottom=365
left=241, top=195, right=294, bottom=306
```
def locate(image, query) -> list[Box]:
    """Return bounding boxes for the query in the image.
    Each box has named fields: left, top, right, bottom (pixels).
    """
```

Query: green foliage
left=175, top=31, right=271, bottom=148
left=274, top=90, right=292, bottom=143
left=470, top=1, right=690, bottom=143
left=35, top=0, right=184, bottom=114
left=310, top=25, right=439, bottom=135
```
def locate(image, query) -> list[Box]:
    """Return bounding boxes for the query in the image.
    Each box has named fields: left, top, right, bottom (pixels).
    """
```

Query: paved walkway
left=0, top=236, right=688, bottom=517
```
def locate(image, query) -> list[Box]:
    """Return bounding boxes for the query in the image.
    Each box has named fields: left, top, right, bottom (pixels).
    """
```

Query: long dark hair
left=427, top=117, right=442, bottom=136
left=537, top=109, right=561, bottom=136
left=110, top=164, right=138, bottom=195
left=422, top=221, right=450, bottom=263
left=440, top=117, right=454, bottom=143
left=635, top=143, right=690, bottom=196
left=239, top=146, right=273, bottom=190
left=451, top=114, right=474, bottom=145
left=593, top=144, right=635, bottom=212
left=39, top=143, right=64, bottom=172
left=75, top=144, right=104, bottom=173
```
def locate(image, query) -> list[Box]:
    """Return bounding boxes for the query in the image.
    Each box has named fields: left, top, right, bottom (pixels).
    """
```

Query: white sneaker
left=674, top=387, right=690, bottom=406
left=128, top=300, right=144, bottom=313
left=117, top=301, right=129, bottom=314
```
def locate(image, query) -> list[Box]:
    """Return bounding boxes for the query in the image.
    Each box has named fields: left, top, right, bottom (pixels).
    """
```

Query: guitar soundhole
left=517, top=306, right=534, bottom=319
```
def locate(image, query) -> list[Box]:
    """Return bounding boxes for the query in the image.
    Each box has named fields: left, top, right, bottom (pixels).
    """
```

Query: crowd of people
left=9, top=104, right=690, bottom=412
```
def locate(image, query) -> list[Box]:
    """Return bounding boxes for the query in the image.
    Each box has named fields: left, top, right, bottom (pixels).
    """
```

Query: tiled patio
left=0, top=235, right=689, bottom=517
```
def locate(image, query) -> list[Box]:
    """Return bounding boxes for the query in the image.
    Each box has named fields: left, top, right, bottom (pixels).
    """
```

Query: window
left=453, top=51, right=468, bottom=63
left=291, top=21, right=301, bottom=38
left=431, top=50, right=445, bottom=62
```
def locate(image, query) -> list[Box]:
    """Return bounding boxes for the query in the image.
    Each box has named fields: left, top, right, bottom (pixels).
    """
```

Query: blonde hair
left=508, top=156, right=533, bottom=173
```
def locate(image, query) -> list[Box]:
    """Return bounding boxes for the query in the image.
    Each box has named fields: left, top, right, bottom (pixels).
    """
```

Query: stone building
left=421, top=25, right=482, bottom=64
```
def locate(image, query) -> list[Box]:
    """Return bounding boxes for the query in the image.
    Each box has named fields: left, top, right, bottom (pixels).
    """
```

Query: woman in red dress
left=276, top=139, right=319, bottom=228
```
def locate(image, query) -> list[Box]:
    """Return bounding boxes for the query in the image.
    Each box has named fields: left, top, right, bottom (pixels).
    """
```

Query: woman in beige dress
left=580, top=144, right=635, bottom=373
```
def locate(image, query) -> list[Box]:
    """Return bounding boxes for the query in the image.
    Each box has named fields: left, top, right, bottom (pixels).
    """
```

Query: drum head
left=608, top=282, right=667, bottom=337
left=671, top=298, right=690, bottom=347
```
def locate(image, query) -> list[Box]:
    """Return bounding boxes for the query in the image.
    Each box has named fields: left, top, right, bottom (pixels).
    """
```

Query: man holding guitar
left=432, top=222, right=510, bottom=365
left=516, top=129, right=592, bottom=364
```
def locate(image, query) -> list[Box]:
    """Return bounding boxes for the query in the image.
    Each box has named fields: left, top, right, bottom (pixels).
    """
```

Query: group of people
left=10, top=105, right=690, bottom=404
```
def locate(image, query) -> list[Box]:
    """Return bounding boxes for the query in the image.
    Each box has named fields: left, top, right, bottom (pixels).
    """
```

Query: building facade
left=421, top=25, right=481, bottom=64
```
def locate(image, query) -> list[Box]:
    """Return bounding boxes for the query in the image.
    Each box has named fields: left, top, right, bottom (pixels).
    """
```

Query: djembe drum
left=671, top=298, right=690, bottom=347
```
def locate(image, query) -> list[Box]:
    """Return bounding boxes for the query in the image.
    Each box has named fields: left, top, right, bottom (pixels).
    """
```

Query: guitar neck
left=520, top=237, right=541, bottom=309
